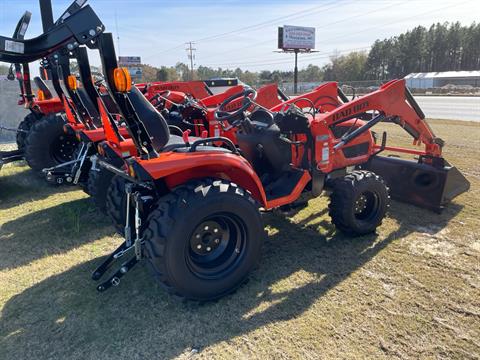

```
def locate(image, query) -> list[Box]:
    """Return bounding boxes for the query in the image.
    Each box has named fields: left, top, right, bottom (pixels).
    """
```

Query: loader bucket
left=360, top=155, right=470, bottom=212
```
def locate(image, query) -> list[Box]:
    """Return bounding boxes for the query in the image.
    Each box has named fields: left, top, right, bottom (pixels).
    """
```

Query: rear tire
left=87, top=162, right=115, bottom=213
left=16, top=113, right=36, bottom=149
left=24, top=114, right=79, bottom=173
left=328, top=170, right=389, bottom=235
left=106, top=175, right=128, bottom=233
left=143, top=179, right=264, bottom=301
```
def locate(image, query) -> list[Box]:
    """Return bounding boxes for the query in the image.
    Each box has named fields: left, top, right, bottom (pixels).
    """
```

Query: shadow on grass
left=0, top=198, right=113, bottom=271
left=0, top=201, right=463, bottom=359
left=0, top=166, right=78, bottom=210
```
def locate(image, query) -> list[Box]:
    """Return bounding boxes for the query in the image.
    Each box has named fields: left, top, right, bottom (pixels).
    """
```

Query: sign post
left=277, top=25, right=317, bottom=94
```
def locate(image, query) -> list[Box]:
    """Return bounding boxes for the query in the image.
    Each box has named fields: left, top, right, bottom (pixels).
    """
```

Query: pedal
left=96, top=256, right=139, bottom=292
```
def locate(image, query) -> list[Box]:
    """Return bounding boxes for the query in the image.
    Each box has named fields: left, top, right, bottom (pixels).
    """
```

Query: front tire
left=24, top=114, right=79, bottom=173
left=143, top=179, right=264, bottom=301
left=328, top=170, right=389, bottom=235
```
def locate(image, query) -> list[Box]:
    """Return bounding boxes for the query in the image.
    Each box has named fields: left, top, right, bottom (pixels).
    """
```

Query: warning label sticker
left=4, top=40, right=24, bottom=54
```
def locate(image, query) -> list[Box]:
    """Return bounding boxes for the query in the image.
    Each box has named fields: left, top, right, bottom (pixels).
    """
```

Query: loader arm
left=320, top=79, right=443, bottom=157
left=270, top=82, right=343, bottom=113
left=11, top=11, right=32, bottom=103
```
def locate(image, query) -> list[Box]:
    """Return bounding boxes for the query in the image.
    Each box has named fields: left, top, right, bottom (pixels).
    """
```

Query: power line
left=198, top=0, right=472, bottom=69
left=114, top=9, right=121, bottom=56
left=192, top=0, right=342, bottom=44
left=143, top=0, right=343, bottom=60
left=197, top=0, right=402, bottom=63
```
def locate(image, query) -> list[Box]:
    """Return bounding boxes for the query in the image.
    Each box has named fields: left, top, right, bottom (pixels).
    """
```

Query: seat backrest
left=126, top=86, right=170, bottom=153
left=33, top=76, right=53, bottom=99
left=76, top=86, right=102, bottom=127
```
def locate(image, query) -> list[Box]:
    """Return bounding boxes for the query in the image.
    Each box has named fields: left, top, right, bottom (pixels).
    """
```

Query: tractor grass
left=0, top=119, right=479, bottom=360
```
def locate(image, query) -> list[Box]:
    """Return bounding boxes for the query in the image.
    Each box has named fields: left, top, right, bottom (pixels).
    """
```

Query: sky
left=0, top=0, right=479, bottom=74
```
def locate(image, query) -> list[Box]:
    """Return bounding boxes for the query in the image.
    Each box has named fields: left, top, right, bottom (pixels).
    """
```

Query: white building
left=405, top=71, right=480, bottom=89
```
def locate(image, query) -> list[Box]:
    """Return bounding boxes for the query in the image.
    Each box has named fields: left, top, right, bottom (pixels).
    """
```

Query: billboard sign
left=118, top=56, right=141, bottom=66
left=278, top=25, right=315, bottom=50
left=127, top=67, right=143, bottom=79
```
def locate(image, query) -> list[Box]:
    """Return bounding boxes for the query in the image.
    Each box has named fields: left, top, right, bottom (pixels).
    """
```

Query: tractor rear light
left=113, top=67, right=132, bottom=93
left=67, top=75, right=78, bottom=91
left=37, top=89, right=46, bottom=101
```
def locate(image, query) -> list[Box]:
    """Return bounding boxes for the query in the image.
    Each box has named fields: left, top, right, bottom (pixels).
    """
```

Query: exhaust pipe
left=359, top=155, right=470, bottom=212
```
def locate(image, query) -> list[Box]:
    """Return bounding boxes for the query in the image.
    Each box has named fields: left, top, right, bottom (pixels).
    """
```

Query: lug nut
left=195, top=234, right=200, bottom=239
left=206, top=247, right=211, bottom=252
left=196, top=244, right=202, bottom=250
left=214, top=239, right=220, bottom=244
left=213, top=228, right=218, bottom=233
left=204, top=226, right=209, bottom=231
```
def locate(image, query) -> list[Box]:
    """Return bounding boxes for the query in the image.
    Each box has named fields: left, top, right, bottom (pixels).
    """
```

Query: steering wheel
left=151, top=90, right=172, bottom=109
left=214, top=87, right=257, bottom=123
left=154, top=90, right=171, bottom=101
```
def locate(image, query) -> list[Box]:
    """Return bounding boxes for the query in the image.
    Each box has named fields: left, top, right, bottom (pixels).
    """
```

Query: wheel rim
left=186, top=213, right=247, bottom=279
left=354, top=191, right=380, bottom=221
left=50, top=134, right=78, bottom=163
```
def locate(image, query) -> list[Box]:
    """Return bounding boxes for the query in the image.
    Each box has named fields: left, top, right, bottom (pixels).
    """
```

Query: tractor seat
left=77, top=87, right=102, bottom=127
left=126, top=86, right=170, bottom=153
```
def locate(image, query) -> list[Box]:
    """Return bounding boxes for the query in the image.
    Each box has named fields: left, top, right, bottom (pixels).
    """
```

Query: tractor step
left=264, top=168, right=305, bottom=202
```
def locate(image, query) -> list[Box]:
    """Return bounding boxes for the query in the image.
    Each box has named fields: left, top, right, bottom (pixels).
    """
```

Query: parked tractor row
left=0, top=0, right=470, bottom=301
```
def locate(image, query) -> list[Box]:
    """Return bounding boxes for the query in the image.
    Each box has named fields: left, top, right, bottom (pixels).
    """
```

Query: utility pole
left=114, top=10, right=121, bottom=56
left=294, top=49, right=299, bottom=94
left=185, top=42, right=196, bottom=80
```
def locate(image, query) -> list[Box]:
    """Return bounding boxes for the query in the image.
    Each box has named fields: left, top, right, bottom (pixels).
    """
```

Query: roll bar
left=0, top=5, right=104, bottom=63
left=11, top=11, right=32, bottom=102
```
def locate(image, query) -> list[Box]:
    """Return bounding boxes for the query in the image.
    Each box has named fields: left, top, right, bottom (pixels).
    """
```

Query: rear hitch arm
left=94, top=189, right=152, bottom=292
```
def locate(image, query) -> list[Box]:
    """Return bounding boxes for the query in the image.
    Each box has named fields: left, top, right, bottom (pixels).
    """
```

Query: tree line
left=365, top=22, right=480, bottom=79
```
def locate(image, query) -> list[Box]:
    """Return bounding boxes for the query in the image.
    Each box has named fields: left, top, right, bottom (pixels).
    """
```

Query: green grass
left=0, top=119, right=479, bottom=359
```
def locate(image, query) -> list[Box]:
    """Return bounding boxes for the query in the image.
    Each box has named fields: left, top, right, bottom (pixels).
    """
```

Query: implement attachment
left=360, top=155, right=470, bottom=212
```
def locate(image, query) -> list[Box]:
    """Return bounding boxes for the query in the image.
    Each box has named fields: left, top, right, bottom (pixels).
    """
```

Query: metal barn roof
left=405, top=71, right=480, bottom=79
